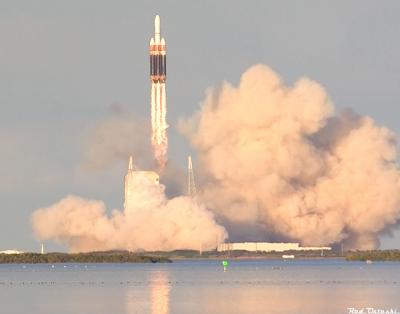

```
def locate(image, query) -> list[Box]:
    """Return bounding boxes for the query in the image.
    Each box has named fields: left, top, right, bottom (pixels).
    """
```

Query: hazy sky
left=1, top=0, right=400, bottom=251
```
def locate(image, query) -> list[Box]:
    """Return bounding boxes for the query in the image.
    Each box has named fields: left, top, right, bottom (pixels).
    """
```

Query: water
left=0, top=259, right=399, bottom=314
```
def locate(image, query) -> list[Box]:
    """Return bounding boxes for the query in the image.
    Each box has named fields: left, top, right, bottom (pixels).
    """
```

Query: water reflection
left=2, top=261, right=399, bottom=314
left=150, top=271, right=170, bottom=314
left=125, top=287, right=146, bottom=314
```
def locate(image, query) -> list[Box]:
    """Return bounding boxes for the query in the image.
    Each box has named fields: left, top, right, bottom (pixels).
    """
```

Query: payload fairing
left=150, top=15, right=168, bottom=170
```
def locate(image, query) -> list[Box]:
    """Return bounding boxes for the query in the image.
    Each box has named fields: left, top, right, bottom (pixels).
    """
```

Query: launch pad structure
left=124, top=156, right=159, bottom=209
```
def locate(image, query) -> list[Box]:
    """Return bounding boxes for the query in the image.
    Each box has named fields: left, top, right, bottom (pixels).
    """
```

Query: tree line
left=346, top=250, right=400, bottom=261
left=0, top=252, right=171, bottom=263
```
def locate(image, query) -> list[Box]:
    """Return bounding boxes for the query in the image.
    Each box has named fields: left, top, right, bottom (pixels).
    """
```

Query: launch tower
left=124, top=156, right=159, bottom=209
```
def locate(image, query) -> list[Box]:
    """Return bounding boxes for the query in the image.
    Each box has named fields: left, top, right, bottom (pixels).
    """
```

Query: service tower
left=149, top=15, right=168, bottom=170
left=124, top=156, right=159, bottom=209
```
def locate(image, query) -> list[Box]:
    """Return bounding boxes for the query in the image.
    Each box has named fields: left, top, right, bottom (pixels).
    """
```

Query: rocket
left=150, top=15, right=166, bottom=83
left=149, top=15, right=168, bottom=170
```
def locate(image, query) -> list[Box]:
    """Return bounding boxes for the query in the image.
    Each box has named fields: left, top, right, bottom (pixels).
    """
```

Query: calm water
left=0, top=259, right=399, bottom=314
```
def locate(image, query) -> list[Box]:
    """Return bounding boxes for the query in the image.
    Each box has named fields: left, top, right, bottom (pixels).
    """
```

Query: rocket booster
left=149, top=15, right=168, bottom=170
left=150, top=15, right=166, bottom=83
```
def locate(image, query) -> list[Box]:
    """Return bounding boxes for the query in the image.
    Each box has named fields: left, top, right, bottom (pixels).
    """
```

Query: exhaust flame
left=151, top=82, right=168, bottom=171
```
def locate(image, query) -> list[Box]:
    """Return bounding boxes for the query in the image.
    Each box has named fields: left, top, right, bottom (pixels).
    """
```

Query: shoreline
left=0, top=252, right=171, bottom=264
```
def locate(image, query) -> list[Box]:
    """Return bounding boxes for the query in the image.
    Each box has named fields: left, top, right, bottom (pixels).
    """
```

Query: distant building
left=217, top=242, right=331, bottom=252
left=0, top=249, right=24, bottom=254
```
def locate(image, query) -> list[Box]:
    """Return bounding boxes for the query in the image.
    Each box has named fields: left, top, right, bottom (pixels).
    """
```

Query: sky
left=1, top=0, right=400, bottom=252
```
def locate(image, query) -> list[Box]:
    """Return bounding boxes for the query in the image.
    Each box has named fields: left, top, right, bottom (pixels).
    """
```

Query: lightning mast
left=187, top=155, right=197, bottom=198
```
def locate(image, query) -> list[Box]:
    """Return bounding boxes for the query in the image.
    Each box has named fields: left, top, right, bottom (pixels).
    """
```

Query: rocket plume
left=150, top=15, right=168, bottom=171
left=179, top=64, right=400, bottom=250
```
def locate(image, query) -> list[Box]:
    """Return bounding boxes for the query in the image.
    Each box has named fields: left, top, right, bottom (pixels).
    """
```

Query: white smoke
left=82, top=104, right=183, bottom=197
left=32, top=173, right=227, bottom=252
left=179, top=64, right=400, bottom=249
left=32, top=64, right=400, bottom=251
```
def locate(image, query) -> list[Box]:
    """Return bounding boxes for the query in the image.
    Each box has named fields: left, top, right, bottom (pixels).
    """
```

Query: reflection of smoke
left=179, top=64, right=400, bottom=249
left=150, top=271, right=170, bottom=314
left=151, top=83, right=168, bottom=171
left=31, top=173, right=227, bottom=252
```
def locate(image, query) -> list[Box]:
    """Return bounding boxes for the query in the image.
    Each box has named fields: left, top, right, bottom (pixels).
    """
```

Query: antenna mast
left=187, top=155, right=197, bottom=198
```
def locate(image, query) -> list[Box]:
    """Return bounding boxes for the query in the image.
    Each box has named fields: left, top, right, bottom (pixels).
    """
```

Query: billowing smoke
left=179, top=64, right=400, bottom=249
left=32, top=173, right=227, bottom=252
left=82, top=104, right=182, bottom=197
left=32, top=64, right=400, bottom=251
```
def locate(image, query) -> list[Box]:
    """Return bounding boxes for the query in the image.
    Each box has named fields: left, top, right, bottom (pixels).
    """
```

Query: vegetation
left=346, top=250, right=400, bottom=261
left=0, top=251, right=171, bottom=264
left=9, top=248, right=390, bottom=263
left=141, top=249, right=342, bottom=259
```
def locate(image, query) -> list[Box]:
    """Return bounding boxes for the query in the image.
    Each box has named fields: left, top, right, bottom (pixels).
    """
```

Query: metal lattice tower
left=187, top=155, right=197, bottom=198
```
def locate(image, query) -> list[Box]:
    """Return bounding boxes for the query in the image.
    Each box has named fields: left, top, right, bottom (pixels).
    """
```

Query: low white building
left=217, top=242, right=331, bottom=252
left=0, top=249, right=24, bottom=254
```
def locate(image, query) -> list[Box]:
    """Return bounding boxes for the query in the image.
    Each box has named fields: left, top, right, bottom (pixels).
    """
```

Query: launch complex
left=123, top=15, right=330, bottom=253
left=124, top=15, right=196, bottom=209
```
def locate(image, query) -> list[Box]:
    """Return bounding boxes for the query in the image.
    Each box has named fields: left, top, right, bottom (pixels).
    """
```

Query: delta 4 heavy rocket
left=150, top=15, right=166, bottom=82
left=149, top=15, right=168, bottom=170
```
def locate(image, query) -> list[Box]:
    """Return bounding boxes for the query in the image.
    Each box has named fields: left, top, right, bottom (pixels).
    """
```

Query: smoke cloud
left=82, top=104, right=183, bottom=197
left=179, top=64, right=400, bottom=249
left=83, top=104, right=152, bottom=170
left=32, top=64, right=400, bottom=251
left=32, top=173, right=227, bottom=252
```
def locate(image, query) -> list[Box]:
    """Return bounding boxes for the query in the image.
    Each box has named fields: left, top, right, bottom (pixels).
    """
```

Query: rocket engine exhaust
left=150, top=15, right=168, bottom=171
